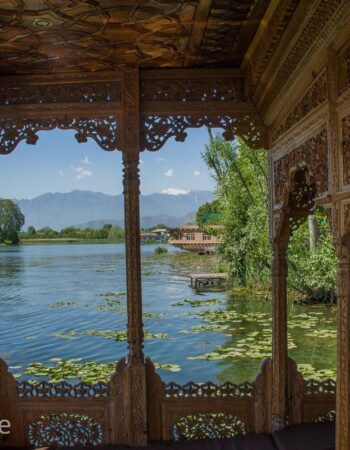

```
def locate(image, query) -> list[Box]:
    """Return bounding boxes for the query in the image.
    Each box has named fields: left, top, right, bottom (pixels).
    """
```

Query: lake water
left=0, top=243, right=337, bottom=384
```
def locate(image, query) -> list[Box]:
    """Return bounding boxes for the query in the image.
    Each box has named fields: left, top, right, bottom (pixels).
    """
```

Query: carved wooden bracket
left=0, top=116, right=119, bottom=154
left=0, top=69, right=268, bottom=155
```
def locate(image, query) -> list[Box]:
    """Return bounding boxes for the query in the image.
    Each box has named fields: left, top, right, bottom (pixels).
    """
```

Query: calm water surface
left=0, top=243, right=336, bottom=383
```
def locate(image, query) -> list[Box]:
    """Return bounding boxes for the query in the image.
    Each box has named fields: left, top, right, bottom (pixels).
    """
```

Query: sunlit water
left=0, top=243, right=336, bottom=383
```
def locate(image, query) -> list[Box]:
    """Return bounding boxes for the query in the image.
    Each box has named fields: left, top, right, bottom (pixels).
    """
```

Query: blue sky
left=0, top=127, right=217, bottom=199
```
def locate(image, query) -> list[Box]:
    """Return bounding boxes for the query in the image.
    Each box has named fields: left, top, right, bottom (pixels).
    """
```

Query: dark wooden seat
left=272, top=421, right=335, bottom=450
left=3, top=421, right=335, bottom=450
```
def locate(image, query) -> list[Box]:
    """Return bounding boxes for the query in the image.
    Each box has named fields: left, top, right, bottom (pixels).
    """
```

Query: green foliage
left=196, top=200, right=222, bottom=225
left=107, top=226, right=125, bottom=242
left=0, top=199, right=25, bottom=244
left=155, top=246, right=168, bottom=254
left=202, top=132, right=270, bottom=287
left=201, top=131, right=337, bottom=302
left=20, top=224, right=125, bottom=242
left=288, top=209, right=337, bottom=303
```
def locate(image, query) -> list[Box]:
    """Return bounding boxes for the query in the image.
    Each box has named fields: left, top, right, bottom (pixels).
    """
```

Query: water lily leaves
left=154, top=363, right=181, bottom=372
left=98, top=292, right=126, bottom=297
left=171, top=298, right=221, bottom=308
left=48, top=301, right=78, bottom=308
left=51, top=329, right=168, bottom=341
left=297, top=363, right=336, bottom=380
left=24, top=358, right=181, bottom=383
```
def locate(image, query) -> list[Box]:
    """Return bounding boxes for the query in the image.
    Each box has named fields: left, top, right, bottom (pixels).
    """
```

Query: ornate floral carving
left=259, top=0, right=344, bottom=113
left=163, top=381, right=254, bottom=399
left=249, top=0, right=299, bottom=88
left=16, top=381, right=108, bottom=398
left=0, top=82, right=121, bottom=105
left=28, top=413, right=103, bottom=447
left=141, top=114, right=267, bottom=152
left=141, top=78, right=242, bottom=102
left=0, top=116, right=118, bottom=154
left=273, top=130, right=329, bottom=206
left=273, top=71, right=328, bottom=142
left=342, top=115, right=350, bottom=185
left=173, top=413, right=246, bottom=441
left=271, top=241, right=288, bottom=431
left=305, top=378, right=336, bottom=396
left=343, top=203, right=350, bottom=236
left=338, top=42, right=350, bottom=94
left=0, top=1, right=264, bottom=74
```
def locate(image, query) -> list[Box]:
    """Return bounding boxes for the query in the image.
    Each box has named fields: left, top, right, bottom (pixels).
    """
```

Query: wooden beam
left=186, top=0, right=214, bottom=65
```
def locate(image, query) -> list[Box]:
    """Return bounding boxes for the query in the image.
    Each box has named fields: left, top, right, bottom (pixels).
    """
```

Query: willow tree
left=0, top=199, right=25, bottom=244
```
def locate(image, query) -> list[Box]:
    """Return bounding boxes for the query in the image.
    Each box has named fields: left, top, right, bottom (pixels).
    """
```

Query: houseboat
left=169, top=224, right=222, bottom=253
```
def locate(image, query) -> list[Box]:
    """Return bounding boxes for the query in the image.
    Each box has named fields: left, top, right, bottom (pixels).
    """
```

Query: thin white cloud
left=193, top=170, right=200, bottom=177
left=156, top=157, right=167, bottom=162
left=58, top=170, right=64, bottom=177
left=81, top=156, right=93, bottom=165
left=162, top=188, right=190, bottom=196
left=164, top=169, right=174, bottom=177
left=140, top=159, right=144, bottom=166
left=71, top=165, right=93, bottom=180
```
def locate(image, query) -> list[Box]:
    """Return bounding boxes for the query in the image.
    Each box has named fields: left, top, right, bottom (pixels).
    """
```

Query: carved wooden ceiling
left=0, top=0, right=269, bottom=75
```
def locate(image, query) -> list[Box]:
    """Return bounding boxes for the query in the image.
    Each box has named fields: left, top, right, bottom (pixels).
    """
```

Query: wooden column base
left=112, top=359, right=147, bottom=447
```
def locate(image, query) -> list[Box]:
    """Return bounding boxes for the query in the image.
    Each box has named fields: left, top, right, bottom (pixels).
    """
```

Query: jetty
left=188, top=273, right=227, bottom=290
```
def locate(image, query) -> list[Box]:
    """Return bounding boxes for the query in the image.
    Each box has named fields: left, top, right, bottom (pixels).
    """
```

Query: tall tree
left=0, top=200, right=25, bottom=244
left=202, top=133, right=270, bottom=286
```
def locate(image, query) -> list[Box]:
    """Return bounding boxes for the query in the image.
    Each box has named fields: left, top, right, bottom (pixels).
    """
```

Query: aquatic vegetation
left=24, top=358, right=181, bottom=383
left=154, top=363, right=181, bottom=372
left=48, top=301, right=78, bottom=308
left=180, top=324, right=232, bottom=334
left=305, top=329, right=337, bottom=339
left=142, top=270, right=162, bottom=276
left=142, top=312, right=165, bottom=319
left=171, top=298, right=221, bottom=307
left=24, top=358, right=117, bottom=383
left=297, top=363, right=336, bottom=380
left=98, top=292, right=126, bottom=297
left=51, top=329, right=168, bottom=341
left=188, top=330, right=296, bottom=361
left=155, top=246, right=168, bottom=255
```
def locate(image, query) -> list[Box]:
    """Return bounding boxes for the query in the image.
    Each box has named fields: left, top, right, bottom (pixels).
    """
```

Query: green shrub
left=155, top=246, right=168, bottom=255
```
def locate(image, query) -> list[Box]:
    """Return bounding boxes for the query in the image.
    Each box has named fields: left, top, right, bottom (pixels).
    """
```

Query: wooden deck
left=188, top=273, right=227, bottom=289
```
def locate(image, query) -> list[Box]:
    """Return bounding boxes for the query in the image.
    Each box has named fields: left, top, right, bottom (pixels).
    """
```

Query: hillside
left=13, top=190, right=215, bottom=230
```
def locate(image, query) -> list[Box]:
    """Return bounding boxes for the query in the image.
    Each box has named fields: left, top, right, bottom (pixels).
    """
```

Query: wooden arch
left=273, top=165, right=318, bottom=241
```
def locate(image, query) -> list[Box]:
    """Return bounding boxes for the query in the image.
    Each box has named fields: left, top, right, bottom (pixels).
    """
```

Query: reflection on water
left=0, top=244, right=336, bottom=383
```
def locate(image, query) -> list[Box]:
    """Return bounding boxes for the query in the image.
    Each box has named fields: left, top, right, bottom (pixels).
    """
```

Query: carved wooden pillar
left=271, top=237, right=288, bottom=431
left=336, top=237, right=350, bottom=450
left=121, top=67, right=147, bottom=447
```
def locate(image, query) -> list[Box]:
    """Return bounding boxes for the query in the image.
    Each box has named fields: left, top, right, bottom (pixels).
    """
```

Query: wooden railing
left=0, top=358, right=336, bottom=447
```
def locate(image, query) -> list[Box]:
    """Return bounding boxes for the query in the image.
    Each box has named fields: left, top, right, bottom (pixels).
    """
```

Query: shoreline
left=1, top=239, right=125, bottom=246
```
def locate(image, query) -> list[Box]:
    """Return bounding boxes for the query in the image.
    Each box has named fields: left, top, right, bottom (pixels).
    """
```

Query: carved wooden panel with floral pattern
left=338, top=41, right=350, bottom=95
left=272, top=71, right=328, bottom=142
left=342, top=114, right=350, bottom=186
left=273, top=130, right=329, bottom=207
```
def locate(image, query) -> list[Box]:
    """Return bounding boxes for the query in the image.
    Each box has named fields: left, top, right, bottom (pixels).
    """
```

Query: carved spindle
left=336, top=238, right=350, bottom=450
left=120, top=67, right=147, bottom=447
left=123, top=151, right=144, bottom=366
left=271, top=238, right=288, bottom=431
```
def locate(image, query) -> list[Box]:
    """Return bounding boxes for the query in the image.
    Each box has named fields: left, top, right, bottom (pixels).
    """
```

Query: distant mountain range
left=12, top=190, right=215, bottom=230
